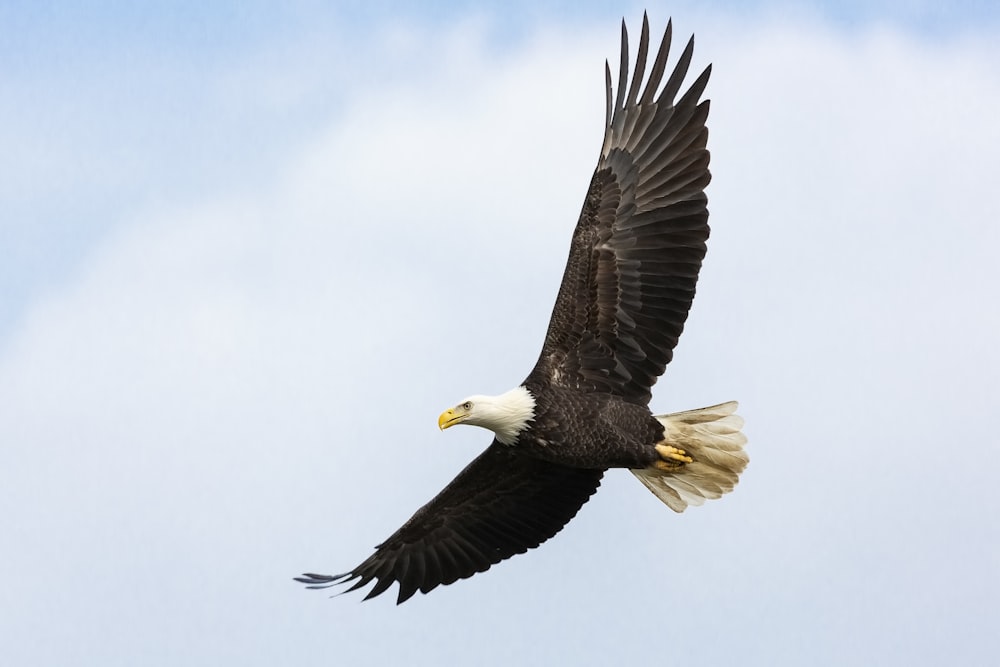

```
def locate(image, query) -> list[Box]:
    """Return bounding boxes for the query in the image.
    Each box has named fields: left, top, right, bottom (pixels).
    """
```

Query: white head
left=437, top=386, right=536, bottom=445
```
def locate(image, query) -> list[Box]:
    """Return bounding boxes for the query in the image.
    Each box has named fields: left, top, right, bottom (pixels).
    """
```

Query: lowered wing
left=297, top=443, right=603, bottom=604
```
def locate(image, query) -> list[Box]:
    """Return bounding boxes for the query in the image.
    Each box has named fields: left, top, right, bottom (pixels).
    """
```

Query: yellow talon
left=655, top=444, right=693, bottom=465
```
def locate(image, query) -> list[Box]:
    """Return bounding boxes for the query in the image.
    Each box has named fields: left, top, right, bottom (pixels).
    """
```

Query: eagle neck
left=491, top=386, right=537, bottom=446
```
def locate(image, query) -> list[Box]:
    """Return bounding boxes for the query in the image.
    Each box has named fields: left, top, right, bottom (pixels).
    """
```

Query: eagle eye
left=462, top=401, right=472, bottom=411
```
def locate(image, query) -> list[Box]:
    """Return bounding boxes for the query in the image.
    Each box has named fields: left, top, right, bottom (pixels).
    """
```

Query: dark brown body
left=520, top=381, right=664, bottom=469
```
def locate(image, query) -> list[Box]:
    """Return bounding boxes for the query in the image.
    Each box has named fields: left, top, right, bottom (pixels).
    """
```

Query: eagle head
left=437, top=386, right=536, bottom=445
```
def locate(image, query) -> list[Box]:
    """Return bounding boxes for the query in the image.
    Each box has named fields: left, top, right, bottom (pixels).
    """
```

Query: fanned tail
left=631, top=401, right=748, bottom=512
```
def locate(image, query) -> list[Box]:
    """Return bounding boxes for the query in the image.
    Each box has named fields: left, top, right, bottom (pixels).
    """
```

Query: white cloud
left=1, top=11, right=998, bottom=666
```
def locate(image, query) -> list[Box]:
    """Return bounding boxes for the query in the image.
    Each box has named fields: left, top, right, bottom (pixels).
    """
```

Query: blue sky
left=2, top=2, right=999, bottom=665
left=3, top=0, right=999, bottom=339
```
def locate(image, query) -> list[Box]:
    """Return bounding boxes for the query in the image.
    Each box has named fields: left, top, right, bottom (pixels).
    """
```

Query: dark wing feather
left=527, top=14, right=712, bottom=405
left=296, top=443, right=603, bottom=604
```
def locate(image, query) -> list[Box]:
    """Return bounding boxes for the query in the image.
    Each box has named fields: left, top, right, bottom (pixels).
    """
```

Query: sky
left=2, top=1, right=999, bottom=665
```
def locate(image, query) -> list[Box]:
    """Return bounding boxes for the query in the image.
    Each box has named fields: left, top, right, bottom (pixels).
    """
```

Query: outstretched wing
left=296, top=444, right=603, bottom=604
left=527, top=15, right=712, bottom=405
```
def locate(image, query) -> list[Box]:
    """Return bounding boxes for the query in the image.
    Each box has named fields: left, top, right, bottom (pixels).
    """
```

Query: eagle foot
left=654, top=444, right=693, bottom=471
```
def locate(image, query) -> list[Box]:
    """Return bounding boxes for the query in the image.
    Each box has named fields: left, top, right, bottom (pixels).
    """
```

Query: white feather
left=460, top=386, right=536, bottom=445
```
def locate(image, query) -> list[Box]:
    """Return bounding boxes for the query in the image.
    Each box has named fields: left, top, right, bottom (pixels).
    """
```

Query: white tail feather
left=631, top=401, right=748, bottom=513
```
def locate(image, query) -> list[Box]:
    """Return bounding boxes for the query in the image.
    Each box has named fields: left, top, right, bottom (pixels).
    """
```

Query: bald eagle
left=297, top=14, right=747, bottom=604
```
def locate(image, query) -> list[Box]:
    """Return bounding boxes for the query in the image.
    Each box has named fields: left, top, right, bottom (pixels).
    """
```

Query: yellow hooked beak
left=438, top=407, right=466, bottom=430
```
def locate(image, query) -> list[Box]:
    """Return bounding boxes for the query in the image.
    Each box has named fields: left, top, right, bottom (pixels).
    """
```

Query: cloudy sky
left=2, top=1, right=998, bottom=665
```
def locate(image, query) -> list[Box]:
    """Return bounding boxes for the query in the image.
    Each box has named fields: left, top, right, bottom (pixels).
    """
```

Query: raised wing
left=527, top=15, right=712, bottom=405
left=296, top=444, right=603, bottom=604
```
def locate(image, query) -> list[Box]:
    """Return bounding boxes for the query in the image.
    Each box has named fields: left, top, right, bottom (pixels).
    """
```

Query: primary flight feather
left=297, top=13, right=748, bottom=604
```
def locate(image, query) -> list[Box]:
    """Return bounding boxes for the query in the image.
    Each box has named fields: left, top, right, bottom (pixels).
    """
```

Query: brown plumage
left=296, top=13, right=747, bottom=605
left=529, top=17, right=711, bottom=405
